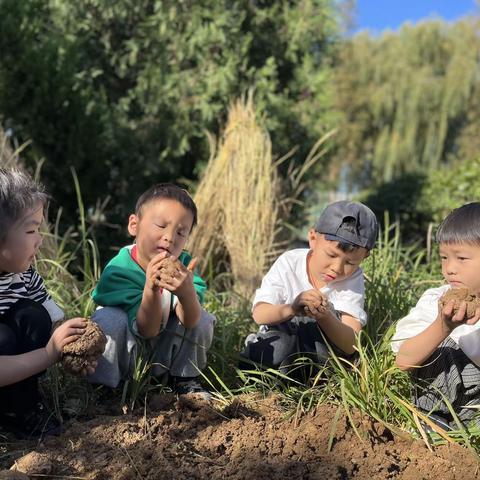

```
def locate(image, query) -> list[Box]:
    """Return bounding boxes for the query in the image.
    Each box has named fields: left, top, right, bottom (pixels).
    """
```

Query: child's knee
left=188, top=309, right=215, bottom=343
left=91, top=307, right=129, bottom=337
left=0, top=324, right=17, bottom=353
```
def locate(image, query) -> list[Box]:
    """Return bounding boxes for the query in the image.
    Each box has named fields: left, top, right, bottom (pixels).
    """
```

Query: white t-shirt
left=252, top=248, right=367, bottom=326
left=391, top=284, right=480, bottom=366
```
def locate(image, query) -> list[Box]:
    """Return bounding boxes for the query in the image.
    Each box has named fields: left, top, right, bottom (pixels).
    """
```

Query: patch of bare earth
left=3, top=394, right=480, bottom=479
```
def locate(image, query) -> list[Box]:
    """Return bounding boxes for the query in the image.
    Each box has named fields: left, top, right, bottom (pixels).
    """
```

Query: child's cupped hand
left=145, top=251, right=170, bottom=291
left=156, top=256, right=198, bottom=301
left=291, top=289, right=328, bottom=318
left=439, top=299, right=480, bottom=332
left=46, top=318, right=87, bottom=364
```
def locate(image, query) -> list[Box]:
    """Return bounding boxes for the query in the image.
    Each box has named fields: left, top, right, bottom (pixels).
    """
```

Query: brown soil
left=304, top=293, right=330, bottom=317
left=439, top=288, right=480, bottom=318
left=62, top=320, right=107, bottom=375
left=159, top=256, right=182, bottom=278
left=4, top=394, right=480, bottom=480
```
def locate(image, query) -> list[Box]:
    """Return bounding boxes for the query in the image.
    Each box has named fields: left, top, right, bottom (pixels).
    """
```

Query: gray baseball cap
left=315, top=201, right=378, bottom=250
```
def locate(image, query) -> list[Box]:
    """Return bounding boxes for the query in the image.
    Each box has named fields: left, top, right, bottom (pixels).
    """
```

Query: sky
left=354, top=0, right=478, bottom=34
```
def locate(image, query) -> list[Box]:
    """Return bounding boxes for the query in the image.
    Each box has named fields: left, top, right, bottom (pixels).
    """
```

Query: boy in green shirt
left=89, top=184, right=215, bottom=397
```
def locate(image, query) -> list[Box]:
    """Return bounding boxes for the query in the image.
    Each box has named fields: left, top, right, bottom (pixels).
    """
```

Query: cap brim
left=324, top=233, right=358, bottom=247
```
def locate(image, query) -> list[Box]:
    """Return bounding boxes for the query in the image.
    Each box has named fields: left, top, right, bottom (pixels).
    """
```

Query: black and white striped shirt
left=0, top=266, right=64, bottom=322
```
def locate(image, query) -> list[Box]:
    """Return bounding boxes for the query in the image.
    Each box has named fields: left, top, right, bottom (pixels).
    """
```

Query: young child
left=90, top=183, right=215, bottom=397
left=392, top=203, right=480, bottom=429
left=240, top=200, right=378, bottom=375
left=0, top=168, right=89, bottom=438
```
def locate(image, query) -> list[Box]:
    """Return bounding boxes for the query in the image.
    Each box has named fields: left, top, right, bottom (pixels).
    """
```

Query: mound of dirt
left=439, top=288, right=480, bottom=318
left=5, top=394, right=480, bottom=480
left=62, top=320, right=107, bottom=375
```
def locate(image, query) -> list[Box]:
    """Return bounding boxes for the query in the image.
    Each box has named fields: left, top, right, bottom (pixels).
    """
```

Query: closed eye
left=154, top=223, right=166, bottom=229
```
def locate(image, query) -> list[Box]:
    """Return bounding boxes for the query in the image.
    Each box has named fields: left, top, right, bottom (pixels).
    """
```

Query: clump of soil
left=10, top=452, right=52, bottom=476
left=304, top=292, right=331, bottom=317
left=62, top=320, right=107, bottom=375
left=439, top=287, right=480, bottom=317
left=158, top=255, right=182, bottom=280
left=5, top=394, right=480, bottom=480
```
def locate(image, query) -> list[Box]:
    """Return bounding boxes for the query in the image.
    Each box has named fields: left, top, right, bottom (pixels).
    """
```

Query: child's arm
left=396, top=299, right=480, bottom=370
left=0, top=318, right=87, bottom=387
left=253, top=289, right=324, bottom=326
left=136, top=252, right=168, bottom=337
left=158, top=258, right=201, bottom=329
left=305, top=303, right=361, bottom=355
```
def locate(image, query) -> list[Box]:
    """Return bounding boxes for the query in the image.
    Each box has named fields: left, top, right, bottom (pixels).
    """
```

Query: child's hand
left=145, top=251, right=170, bottom=291
left=46, top=318, right=87, bottom=364
left=291, top=290, right=327, bottom=317
left=439, top=299, right=480, bottom=332
left=157, top=256, right=198, bottom=301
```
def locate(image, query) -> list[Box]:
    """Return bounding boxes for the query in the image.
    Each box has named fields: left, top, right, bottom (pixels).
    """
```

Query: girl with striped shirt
left=0, top=168, right=91, bottom=438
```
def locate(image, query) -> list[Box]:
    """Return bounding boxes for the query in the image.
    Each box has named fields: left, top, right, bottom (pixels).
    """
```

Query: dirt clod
left=304, top=292, right=330, bottom=316
left=439, top=287, right=480, bottom=317
left=62, top=320, right=107, bottom=375
left=159, top=256, right=182, bottom=279
left=11, top=452, right=53, bottom=475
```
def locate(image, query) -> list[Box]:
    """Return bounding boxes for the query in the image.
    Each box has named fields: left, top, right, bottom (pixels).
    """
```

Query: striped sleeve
left=25, top=267, right=50, bottom=304
left=25, top=267, right=64, bottom=322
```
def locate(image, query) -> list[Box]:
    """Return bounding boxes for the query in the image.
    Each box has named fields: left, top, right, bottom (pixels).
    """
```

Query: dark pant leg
left=239, top=322, right=298, bottom=370
left=412, top=337, right=480, bottom=427
left=0, top=299, right=52, bottom=415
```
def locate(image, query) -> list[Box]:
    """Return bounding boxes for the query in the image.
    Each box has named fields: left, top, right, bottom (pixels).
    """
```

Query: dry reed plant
left=0, top=127, right=19, bottom=168
left=186, top=132, right=227, bottom=270
left=189, top=93, right=279, bottom=299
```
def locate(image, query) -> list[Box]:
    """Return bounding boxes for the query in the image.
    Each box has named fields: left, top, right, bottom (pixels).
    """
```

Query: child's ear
left=127, top=214, right=139, bottom=236
left=308, top=229, right=318, bottom=248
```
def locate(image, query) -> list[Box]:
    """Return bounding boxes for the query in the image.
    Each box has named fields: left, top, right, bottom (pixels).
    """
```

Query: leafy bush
left=0, top=0, right=337, bottom=254
left=418, top=156, right=480, bottom=225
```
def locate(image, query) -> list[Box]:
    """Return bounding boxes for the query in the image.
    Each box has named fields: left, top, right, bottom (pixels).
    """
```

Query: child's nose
left=331, top=259, right=344, bottom=274
left=162, top=229, right=174, bottom=243
left=444, top=260, right=457, bottom=274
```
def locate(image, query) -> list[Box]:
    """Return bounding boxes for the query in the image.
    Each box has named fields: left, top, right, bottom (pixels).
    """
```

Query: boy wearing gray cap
left=240, top=201, right=378, bottom=376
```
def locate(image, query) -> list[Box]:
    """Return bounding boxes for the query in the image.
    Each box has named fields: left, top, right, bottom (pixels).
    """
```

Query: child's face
left=440, top=242, right=480, bottom=294
left=128, top=198, right=194, bottom=270
left=0, top=203, right=44, bottom=274
left=308, top=231, right=368, bottom=286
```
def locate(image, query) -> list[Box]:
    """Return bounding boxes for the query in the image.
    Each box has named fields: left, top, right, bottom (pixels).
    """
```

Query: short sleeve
left=26, top=267, right=64, bottom=322
left=390, top=288, right=442, bottom=354
left=330, top=288, right=367, bottom=326
left=252, top=256, right=288, bottom=308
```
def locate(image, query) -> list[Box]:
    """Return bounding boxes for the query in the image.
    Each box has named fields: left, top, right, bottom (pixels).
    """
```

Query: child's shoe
left=170, top=376, right=212, bottom=401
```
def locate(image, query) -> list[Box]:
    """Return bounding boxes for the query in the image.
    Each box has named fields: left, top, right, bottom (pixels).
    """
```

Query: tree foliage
left=0, top=0, right=337, bottom=238
left=333, top=18, right=480, bottom=188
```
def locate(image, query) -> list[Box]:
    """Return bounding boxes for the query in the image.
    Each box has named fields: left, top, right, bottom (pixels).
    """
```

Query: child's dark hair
left=135, top=183, right=197, bottom=229
left=436, top=202, right=480, bottom=245
left=0, top=168, right=48, bottom=245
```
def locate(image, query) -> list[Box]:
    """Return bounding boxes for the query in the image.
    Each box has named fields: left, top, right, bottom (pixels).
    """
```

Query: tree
left=0, top=0, right=337, bottom=251
left=332, top=18, right=480, bottom=188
